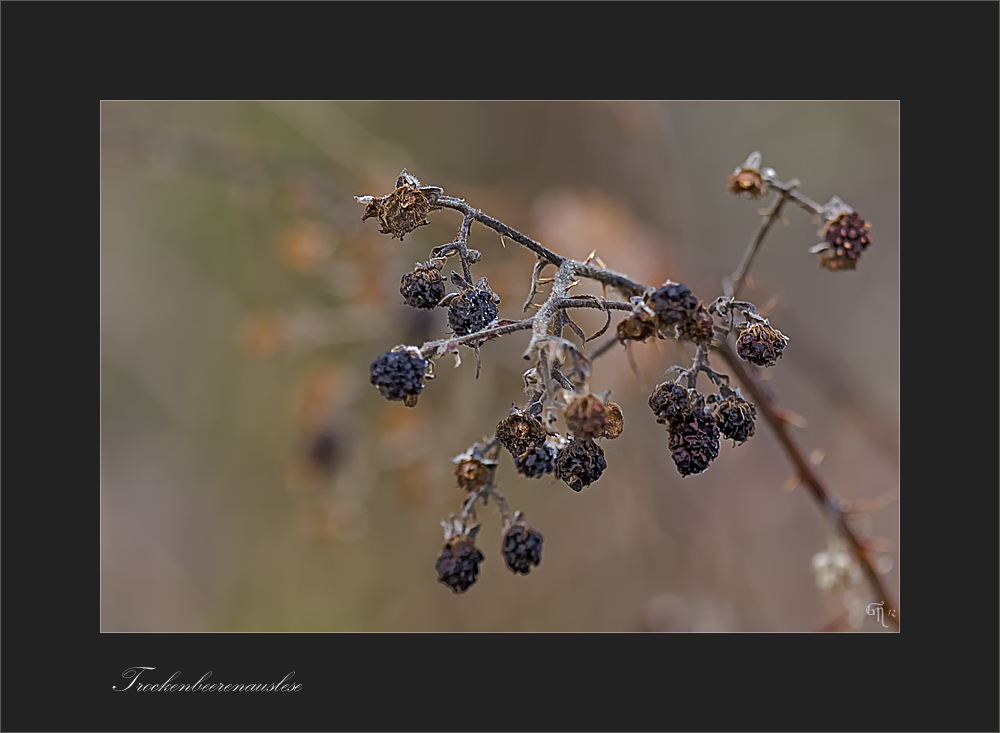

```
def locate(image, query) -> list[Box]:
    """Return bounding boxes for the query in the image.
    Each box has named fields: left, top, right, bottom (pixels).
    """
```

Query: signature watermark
left=865, top=601, right=897, bottom=628
left=113, top=667, right=302, bottom=692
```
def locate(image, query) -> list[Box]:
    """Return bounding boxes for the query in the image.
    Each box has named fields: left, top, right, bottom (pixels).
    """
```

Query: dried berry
left=502, top=521, right=544, bottom=575
left=603, top=402, right=624, bottom=439
left=514, top=442, right=557, bottom=478
left=400, top=262, right=445, bottom=309
left=649, top=381, right=690, bottom=425
left=712, top=394, right=757, bottom=444
left=435, top=535, right=485, bottom=593
left=448, top=287, right=498, bottom=337
left=497, top=411, right=548, bottom=458
left=667, top=407, right=721, bottom=477
left=369, top=349, right=427, bottom=403
left=646, top=282, right=699, bottom=327
left=357, top=171, right=441, bottom=240
left=735, top=323, right=788, bottom=367
left=555, top=438, right=607, bottom=492
left=680, top=305, right=714, bottom=345
left=728, top=167, right=768, bottom=200
left=819, top=212, right=873, bottom=272
left=564, top=393, right=609, bottom=440
left=455, top=458, right=496, bottom=491
left=617, top=313, right=657, bottom=342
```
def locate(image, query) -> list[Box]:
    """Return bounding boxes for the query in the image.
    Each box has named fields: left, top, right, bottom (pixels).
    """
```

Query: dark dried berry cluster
left=448, top=287, right=498, bottom=337
left=649, top=381, right=691, bottom=424
left=712, top=394, right=757, bottom=444
left=648, top=282, right=699, bottom=327
left=555, top=438, right=607, bottom=491
left=514, top=442, right=557, bottom=478
left=370, top=350, right=427, bottom=404
left=497, top=411, right=548, bottom=458
left=502, top=522, right=544, bottom=575
left=819, top=212, right=872, bottom=272
left=728, top=167, right=768, bottom=200
left=358, top=172, right=441, bottom=241
left=435, top=535, right=485, bottom=593
left=400, top=262, right=445, bottom=309
left=736, top=323, right=788, bottom=367
left=667, top=407, right=721, bottom=477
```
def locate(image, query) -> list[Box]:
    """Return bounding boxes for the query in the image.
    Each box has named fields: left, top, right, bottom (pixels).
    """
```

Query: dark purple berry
left=735, top=323, right=788, bottom=367
left=649, top=382, right=690, bottom=425
left=502, top=523, right=544, bottom=575
left=514, top=442, right=557, bottom=478
left=667, top=407, right=720, bottom=477
left=435, top=536, right=485, bottom=593
left=555, top=439, right=607, bottom=491
left=448, top=288, right=498, bottom=337
left=647, top=283, right=698, bottom=326
left=400, top=263, right=445, bottom=309
left=713, top=395, right=757, bottom=444
left=369, top=350, right=427, bottom=402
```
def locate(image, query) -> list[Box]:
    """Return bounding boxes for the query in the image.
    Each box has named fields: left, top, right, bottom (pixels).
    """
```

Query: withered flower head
left=355, top=169, right=443, bottom=241
left=603, top=402, right=624, bottom=439
left=564, top=392, right=608, bottom=441
left=735, top=322, right=788, bottom=368
left=497, top=407, right=548, bottom=458
left=727, top=150, right=769, bottom=200
left=617, top=312, right=657, bottom=343
left=679, top=304, right=714, bottom=345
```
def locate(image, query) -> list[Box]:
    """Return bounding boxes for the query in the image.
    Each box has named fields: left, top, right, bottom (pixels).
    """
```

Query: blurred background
left=100, top=101, right=899, bottom=632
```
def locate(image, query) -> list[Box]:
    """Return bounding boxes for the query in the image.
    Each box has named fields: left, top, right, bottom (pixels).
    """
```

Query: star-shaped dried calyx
left=355, top=170, right=443, bottom=241
left=451, top=440, right=500, bottom=491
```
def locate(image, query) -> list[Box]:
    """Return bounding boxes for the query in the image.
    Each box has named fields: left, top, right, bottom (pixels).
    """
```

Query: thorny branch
left=366, top=164, right=896, bottom=625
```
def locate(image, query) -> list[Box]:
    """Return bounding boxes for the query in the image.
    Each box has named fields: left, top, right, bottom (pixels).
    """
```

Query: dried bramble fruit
left=454, top=458, right=496, bottom=492
left=514, top=442, right=557, bottom=478
left=667, top=407, right=721, bottom=477
left=502, top=519, right=544, bottom=575
left=819, top=212, right=873, bottom=272
left=649, top=381, right=690, bottom=425
left=680, top=305, right=714, bottom=345
left=646, top=282, right=699, bottom=327
left=728, top=167, right=768, bottom=200
left=448, top=287, right=498, bottom=337
left=712, top=394, right=757, bottom=444
left=435, top=535, right=485, bottom=593
left=357, top=171, right=441, bottom=241
left=400, top=262, right=446, bottom=309
left=603, top=402, right=624, bottom=439
left=555, top=438, right=607, bottom=492
left=735, top=323, right=788, bottom=367
left=497, top=410, right=548, bottom=458
left=617, top=312, right=657, bottom=342
left=369, top=349, right=427, bottom=403
left=564, top=393, right=609, bottom=441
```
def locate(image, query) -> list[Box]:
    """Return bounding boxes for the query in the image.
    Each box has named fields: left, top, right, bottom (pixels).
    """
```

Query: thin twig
left=715, top=339, right=898, bottom=627
left=419, top=318, right=534, bottom=358
left=728, top=182, right=797, bottom=300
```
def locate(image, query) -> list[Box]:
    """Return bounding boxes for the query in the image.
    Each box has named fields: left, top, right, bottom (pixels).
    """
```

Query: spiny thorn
left=594, top=256, right=608, bottom=269
left=584, top=249, right=597, bottom=265
left=567, top=279, right=582, bottom=289
left=783, top=475, right=801, bottom=492
left=499, top=234, right=506, bottom=248
left=809, top=448, right=825, bottom=466
left=775, top=408, right=808, bottom=428
left=536, top=277, right=555, bottom=284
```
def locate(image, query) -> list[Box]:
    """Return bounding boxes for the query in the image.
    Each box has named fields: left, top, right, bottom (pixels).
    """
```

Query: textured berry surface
left=502, top=524, right=544, bottom=575
left=497, top=413, right=548, bottom=457
left=369, top=351, right=427, bottom=401
left=668, top=408, right=721, bottom=476
left=714, top=396, right=757, bottom=444
left=400, top=264, right=445, bottom=309
left=820, top=212, right=872, bottom=271
left=448, top=289, right=498, bottom=337
left=555, top=439, right=607, bottom=491
left=647, top=283, right=698, bottom=326
left=514, top=443, right=557, bottom=478
left=649, top=382, right=690, bottom=425
left=735, top=323, right=787, bottom=367
left=435, top=537, right=485, bottom=593
left=680, top=305, right=714, bottom=344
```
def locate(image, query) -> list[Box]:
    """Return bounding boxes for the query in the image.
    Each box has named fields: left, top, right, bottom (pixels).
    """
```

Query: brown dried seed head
left=454, top=458, right=496, bottom=492
left=564, top=393, right=608, bottom=440
left=680, top=305, right=714, bottom=345
left=360, top=181, right=438, bottom=240
left=617, top=313, right=657, bottom=342
left=603, top=402, right=624, bottom=439
left=727, top=169, right=768, bottom=200
left=496, top=413, right=548, bottom=457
